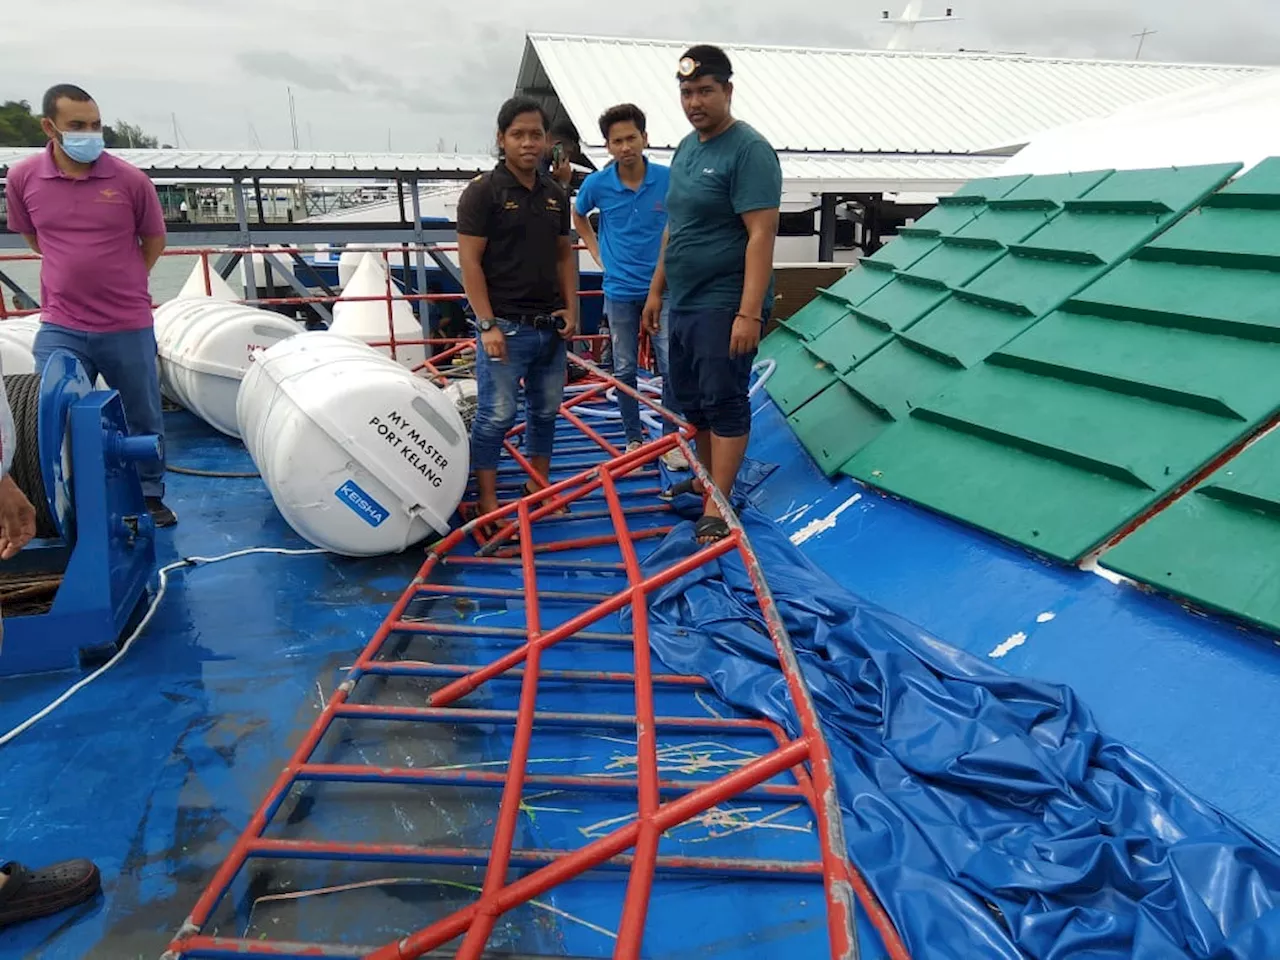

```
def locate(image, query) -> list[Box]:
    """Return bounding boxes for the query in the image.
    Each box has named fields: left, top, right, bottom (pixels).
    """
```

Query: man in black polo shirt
left=457, top=97, right=579, bottom=529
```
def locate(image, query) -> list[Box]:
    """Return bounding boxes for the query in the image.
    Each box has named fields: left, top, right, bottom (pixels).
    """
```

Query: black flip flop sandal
left=694, top=514, right=731, bottom=544
left=661, top=477, right=704, bottom=502
left=462, top=504, right=519, bottom=545
left=0, top=859, right=101, bottom=928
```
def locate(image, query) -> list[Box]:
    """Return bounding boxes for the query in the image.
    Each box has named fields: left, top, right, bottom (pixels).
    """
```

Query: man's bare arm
left=556, top=236, right=579, bottom=333
left=647, top=226, right=669, bottom=301
left=139, top=235, right=166, bottom=273
left=641, top=226, right=669, bottom=333
left=572, top=210, right=602, bottom=268
left=457, top=235, right=494, bottom=320
left=737, top=208, right=779, bottom=320
left=20, top=234, right=40, bottom=256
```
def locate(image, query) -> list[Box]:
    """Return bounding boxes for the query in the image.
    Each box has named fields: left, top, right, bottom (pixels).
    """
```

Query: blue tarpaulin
left=632, top=499, right=1280, bottom=959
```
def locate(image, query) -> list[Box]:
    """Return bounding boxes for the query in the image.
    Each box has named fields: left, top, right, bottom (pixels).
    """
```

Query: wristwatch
left=476, top=318, right=497, bottom=332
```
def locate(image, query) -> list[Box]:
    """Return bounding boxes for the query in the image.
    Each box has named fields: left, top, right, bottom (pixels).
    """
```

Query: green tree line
left=0, top=99, right=165, bottom=148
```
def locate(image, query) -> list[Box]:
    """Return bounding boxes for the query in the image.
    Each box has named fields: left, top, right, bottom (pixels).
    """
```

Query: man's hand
left=642, top=295, right=664, bottom=335
left=552, top=308, right=578, bottom=340
left=729, top=314, right=762, bottom=358
left=480, top=326, right=508, bottom=362
left=0, top=475, right=36, bottom=561
left=551, top=157, right=573, bottom=187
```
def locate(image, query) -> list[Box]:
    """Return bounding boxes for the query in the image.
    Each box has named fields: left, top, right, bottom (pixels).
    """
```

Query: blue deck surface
left=0, top=409, right=869, bottom=959
left=3, top=388, right=1279, bottom=958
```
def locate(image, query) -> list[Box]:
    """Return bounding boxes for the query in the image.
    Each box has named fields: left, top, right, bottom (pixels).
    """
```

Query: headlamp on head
left=677, top=57, right=700, bottom=79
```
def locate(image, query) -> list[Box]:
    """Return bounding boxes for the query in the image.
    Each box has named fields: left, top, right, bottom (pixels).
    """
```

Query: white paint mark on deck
left=989, top=631, right=1028, bottom=659
left=789, top=493, right=862, bottom=545
left=1036, top=611, right=1056, bottom=624
left=777, top=500, right=813, bottom=524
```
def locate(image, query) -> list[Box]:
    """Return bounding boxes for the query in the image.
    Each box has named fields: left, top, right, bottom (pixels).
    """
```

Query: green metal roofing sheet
left=766, top=170, right=1108, bottom=426
left=839, top=160, right=1258, bottom=562
left=1102, top=427, right=1280, bottom=634
left=787, top=164, right=1238, bottom=476
left=768, top=174, right=1032, bottom=346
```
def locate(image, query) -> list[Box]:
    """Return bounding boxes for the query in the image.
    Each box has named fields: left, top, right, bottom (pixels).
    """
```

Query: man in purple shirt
left=4, top=83, right=174, bottom=526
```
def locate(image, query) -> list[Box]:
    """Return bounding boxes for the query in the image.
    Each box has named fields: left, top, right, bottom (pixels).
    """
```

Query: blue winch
left=0, top=348, right=160, bottom=677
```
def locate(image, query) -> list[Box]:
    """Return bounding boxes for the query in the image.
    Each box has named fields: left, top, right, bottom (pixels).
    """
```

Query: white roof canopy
left=519, top=33, right=1262, bottom=156
left=995, top=69, right=1280, bottom=176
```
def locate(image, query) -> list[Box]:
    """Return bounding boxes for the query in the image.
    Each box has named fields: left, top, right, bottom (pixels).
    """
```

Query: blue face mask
left=58, top=129, right=105, bottom=164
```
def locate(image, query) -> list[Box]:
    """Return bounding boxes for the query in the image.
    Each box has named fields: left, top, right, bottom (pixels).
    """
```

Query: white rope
left=0, top=546, right=325, bottom=747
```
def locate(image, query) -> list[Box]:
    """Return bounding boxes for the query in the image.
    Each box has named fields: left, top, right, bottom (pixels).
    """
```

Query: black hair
left=496, top=96, right=549, bottom=134
left=549, top=118, right=581, bottom=145
left=679, top=44, right=733, bottom=85
left=598, top=103, right=647, bottom=140
left=42, top=83, right=94, bottom=120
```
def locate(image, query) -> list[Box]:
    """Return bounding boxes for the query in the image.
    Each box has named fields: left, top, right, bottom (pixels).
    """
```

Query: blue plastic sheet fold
left=631, top=501, right=1280, bottom=959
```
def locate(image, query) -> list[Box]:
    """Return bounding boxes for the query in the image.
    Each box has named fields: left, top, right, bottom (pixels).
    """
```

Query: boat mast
left=882, top=1, right=961, bottom=50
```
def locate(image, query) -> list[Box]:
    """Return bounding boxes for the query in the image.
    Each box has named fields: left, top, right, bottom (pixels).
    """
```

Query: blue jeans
left=603, top=297, right=678, bottom=442
left=471, top=319, right=567, bottom=471
left=34, top=323, right=166, bottom=498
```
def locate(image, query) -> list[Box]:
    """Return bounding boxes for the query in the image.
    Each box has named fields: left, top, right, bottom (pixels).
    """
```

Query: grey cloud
left=236, top=51, right=352, bottom=94
left=336, top=56, right=402, bottom=89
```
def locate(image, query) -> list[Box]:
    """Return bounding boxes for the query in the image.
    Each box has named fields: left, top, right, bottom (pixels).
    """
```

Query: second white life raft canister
left=236, top=331, right=470, bottom=556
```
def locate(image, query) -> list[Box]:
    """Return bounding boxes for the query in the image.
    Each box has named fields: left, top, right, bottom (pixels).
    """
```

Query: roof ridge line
left=524, top=31, right=1270, bottom=71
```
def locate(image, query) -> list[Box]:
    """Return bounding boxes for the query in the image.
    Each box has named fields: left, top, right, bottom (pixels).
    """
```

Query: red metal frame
left=161, top=351, right=910, bottom=960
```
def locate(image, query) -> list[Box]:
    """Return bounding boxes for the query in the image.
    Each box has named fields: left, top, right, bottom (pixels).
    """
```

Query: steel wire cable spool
left=4, top=374, right=58, bottom=539
left=442, top=376, right=478, bottom=431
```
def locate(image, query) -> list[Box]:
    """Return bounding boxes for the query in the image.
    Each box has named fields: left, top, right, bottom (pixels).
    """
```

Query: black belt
left=501, top=313, right=563, bottom=330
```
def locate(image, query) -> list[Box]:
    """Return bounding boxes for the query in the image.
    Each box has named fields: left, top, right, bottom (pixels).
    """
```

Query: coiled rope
left=3, top=374, right=58, bottom=539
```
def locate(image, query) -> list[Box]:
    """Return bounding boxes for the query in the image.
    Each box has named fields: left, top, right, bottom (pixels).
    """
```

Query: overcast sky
left=2, top=0, right=1276, bottom=154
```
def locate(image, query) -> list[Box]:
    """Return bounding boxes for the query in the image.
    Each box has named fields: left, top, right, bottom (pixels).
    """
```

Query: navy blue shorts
left=668, top=307, right=762, bottom=438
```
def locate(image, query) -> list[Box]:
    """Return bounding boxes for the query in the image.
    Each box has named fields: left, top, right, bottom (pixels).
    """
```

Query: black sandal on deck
left=0, top=859, right=101, bottom=928
left=661, top=477, right=704, bottom=502
left=462, top=503, right=519, bottom=545
left=694, top=515, right=731, bottom=544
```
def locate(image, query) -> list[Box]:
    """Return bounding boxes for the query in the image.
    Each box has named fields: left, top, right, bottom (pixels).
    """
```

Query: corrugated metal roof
left=0, top=148, right=496, bottom=179
left=521, top=33, right=1265, bottom=155
left=610, top=149, right=1006, bottom=195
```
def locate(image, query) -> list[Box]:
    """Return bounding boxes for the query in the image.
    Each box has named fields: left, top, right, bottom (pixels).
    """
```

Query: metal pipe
left=335, top=703, right=778, bottom=735
left=602, top=468, right=662, bottom=957
left=295, top=761, right=804, bottom=800
left=455, top=500, right=540, bottom=959
left=245, top=838, right=824, bottom=879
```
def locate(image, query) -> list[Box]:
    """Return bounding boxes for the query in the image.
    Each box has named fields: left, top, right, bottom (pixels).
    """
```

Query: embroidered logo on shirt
left=545, top=197, right=562, bottom=211
left=701, top=168, right=716, bottom=175
left=503, top=200, right=520, bottom=210
left=95, top=187, right=127, bottom=204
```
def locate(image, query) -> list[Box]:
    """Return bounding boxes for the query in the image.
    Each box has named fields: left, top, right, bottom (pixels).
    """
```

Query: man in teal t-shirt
left=643, top=43, right=782, bottom=544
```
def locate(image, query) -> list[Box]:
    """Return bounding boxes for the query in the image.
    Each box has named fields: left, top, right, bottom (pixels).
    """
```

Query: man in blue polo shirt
left=573, top=104, right=687, bottom=470
left=643, top=44, right=782, bottom=544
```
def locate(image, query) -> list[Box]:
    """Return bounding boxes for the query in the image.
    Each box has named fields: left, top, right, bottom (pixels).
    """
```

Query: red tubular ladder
left=165, top=355, right=909, bottom=960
